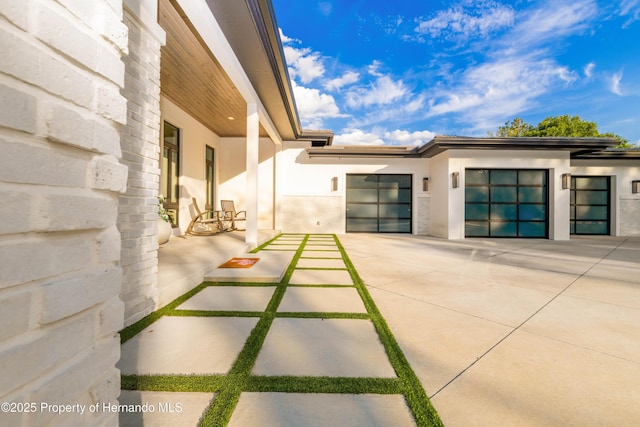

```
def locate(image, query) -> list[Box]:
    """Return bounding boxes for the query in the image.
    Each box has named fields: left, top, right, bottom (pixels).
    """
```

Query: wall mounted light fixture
left=633, top=180, right=640, bottom=194
left=331, top=176, right=338, bottom=192
left=422, top=177, right=430, bottom=192
left=562, top=173, right=571, bottom=190
left=452, top=172, right=459, bottom=188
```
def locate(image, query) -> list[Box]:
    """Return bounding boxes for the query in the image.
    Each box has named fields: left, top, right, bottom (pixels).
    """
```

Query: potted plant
left=157, top=195, right=172, bottom=244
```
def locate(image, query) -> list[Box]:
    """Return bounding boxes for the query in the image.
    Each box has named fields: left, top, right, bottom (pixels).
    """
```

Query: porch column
left=246, top=102, right=259, bottom=246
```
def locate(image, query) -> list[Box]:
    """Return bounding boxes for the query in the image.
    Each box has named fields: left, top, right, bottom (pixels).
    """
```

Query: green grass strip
left=121, top=374, right=225, bottom=393
left=275, top=312, right=369, bottom=319
left=198, top=235, right=310, bottom=426
left=168, top=310, right=264, bottom=318
left=333, top=235, right=443, bottom=427
left=245, top=376, right=401, bottom=394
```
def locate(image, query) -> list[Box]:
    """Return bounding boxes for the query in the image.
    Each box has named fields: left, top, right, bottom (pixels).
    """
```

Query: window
left=161, top=122, right=180, bottom=227
left=205, top=146, right=215, bottom=211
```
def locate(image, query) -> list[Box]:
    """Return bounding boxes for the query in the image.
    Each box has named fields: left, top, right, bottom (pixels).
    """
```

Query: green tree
left=489, top=115, right=631, bottom=147
left=488, top=117, right=533, bottom=137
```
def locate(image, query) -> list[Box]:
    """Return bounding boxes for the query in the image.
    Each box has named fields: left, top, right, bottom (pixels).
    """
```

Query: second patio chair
left=220, top=200, right=246, bottom=231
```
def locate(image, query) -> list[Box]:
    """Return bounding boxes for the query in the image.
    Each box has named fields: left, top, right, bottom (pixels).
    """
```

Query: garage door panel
left=467, top=204, right=489, bottom=220
left=465, top=169, right=548, bottom=238
left=348, top=189, right=379, bottom=203
left=570, top=176, right=610, bottom=235
left=379, top=219, right=411, bottom=232
left=346, top=204, right=378, bottom=218
left=519, top=204, right=546, bottom=221
left=490, top=204, right=517, bottom=221
left=519, top=222, right=546, bottom=237
left=490, top=221, right=518, bottom=237
left=490, top=187, right=517, bottom=202
left=466, top=187, right=489, bottom=202
left=346, top=174, right=412, bottom=233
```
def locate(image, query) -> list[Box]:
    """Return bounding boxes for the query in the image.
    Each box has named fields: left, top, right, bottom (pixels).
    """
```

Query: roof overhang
left=307, top=136, right=621, bottom=158
left=205, top=0, right=333, bottom=144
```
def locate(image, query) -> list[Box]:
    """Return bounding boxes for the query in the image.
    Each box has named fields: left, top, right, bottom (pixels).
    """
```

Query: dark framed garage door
left=465, top=169, right=548, bottom=238
left=570, top=176, right=610, bottom=235
left=346, top=174, right=412, bottom=233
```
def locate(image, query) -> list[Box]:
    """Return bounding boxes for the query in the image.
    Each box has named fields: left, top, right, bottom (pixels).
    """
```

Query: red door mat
left=218, top=257, right=260, bottom=268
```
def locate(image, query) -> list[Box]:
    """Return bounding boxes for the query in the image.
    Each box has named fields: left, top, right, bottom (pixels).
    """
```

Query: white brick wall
left=620, top=197, right=640, bottom=235
left=416, top=196, right=430, bottom=235
left=118, top=7, right=165, bottom=326
left=0, top=1, right=128, bottom=425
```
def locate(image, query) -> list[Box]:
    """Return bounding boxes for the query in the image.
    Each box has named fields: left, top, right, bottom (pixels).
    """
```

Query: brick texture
left=118, top=9, right=164, bottom=326
left=0, top=1, right=128, bottom=425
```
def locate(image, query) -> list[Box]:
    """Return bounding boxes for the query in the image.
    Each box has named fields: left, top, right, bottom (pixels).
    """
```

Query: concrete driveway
left=340, top=234, right=640, bottom=427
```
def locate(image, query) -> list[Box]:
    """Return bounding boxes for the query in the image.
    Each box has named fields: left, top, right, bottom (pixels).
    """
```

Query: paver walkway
left=119, top=234, right=441, bottom=426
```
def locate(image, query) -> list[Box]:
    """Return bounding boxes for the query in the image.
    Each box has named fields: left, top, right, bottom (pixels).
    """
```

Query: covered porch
left=157, top=229, right=282, bottom=308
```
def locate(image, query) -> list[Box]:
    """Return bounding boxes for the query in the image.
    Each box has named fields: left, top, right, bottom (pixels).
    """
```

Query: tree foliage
left=488, top=115, right=631, bottom=147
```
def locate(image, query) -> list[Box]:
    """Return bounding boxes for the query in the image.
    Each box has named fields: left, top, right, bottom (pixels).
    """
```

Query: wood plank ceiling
left=158, top=0, right=267, bottom=137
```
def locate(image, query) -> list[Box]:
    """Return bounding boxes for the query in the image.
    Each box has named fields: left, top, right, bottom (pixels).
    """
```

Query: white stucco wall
left=278, top=142, right=431, bottom=234
left=219, top=137, right=277, bottom=230
left=571, top=159, right=640, bottom=235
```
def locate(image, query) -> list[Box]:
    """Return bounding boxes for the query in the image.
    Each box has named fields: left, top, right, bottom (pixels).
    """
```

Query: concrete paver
left=300, top=250, right=343, bottom=258
left=295, top=258, right=346, bottom=269
left=252, top=318, right=396, bottom=377
left=118, top=316, right=257, bottom=375
left=176, top=286, right=275, bottom=312
left=278, top=287, right=366, bottom=313
left=288, top=269, right=353, bottom=285
left=119, top=391, right=214, bottom=427
left=228, top=393, right=416, bottom=427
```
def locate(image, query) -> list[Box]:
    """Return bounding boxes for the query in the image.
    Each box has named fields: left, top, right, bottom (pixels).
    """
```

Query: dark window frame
left=205, top=145, right=215, bottom=212
left=162, top=121, right=180, bottom=227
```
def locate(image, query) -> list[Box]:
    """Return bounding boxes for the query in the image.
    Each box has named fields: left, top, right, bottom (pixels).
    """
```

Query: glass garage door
left=570, top=176, right=610, bottom=235
left=465, top=169, right=548, bottom=238
left=346, top=174, right=412, bottom=233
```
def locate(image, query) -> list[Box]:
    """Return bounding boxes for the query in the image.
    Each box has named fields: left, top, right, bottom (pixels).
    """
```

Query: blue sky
left=271, top=0, right=640, bottom=146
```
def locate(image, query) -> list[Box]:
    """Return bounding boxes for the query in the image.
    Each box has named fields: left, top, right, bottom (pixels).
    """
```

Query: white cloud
left=507, top=0, right=598, bottom=49
left=619, top=0, right=640, bottom=27
left=325, top=71, right=360, bottom=91
left=415, top=1, right=515, bottom=42
left=291, top=81, right=344, bottom=129
left=610, top=71, right=624, bottom=95
left=318, top=2, right=333, bottom=17
left=426, top=56, right=578, bottom=127
left=345, top=75, right=409, bottom=108
left=584, top=62, right=595, bottom=78
left=283, top=45, right=325, bottom=84
left=334, top=129, right=385, bottom=146
left=334, top=128, right=436, bottom=146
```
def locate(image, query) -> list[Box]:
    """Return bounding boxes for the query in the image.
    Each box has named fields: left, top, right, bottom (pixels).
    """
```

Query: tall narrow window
left=205, top=146, right=215, bottom=211
left=161, top=122, right=180, bottom=226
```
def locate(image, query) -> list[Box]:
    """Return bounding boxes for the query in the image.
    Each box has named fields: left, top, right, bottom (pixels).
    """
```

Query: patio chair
left=186, top=197, right=223, bottom=235
left=220, top=200, right=246, bottom=231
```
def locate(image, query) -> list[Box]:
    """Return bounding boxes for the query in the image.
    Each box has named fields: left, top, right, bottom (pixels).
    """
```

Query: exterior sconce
left=633, top=180, right=640, bottom=194
left=452, top=172, right=459, bottom=188
left=331, top=176, right=338, bottom=192
left=562, top=173, right=571, bottom=190
left=422, top=177, right=430, bottom=192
